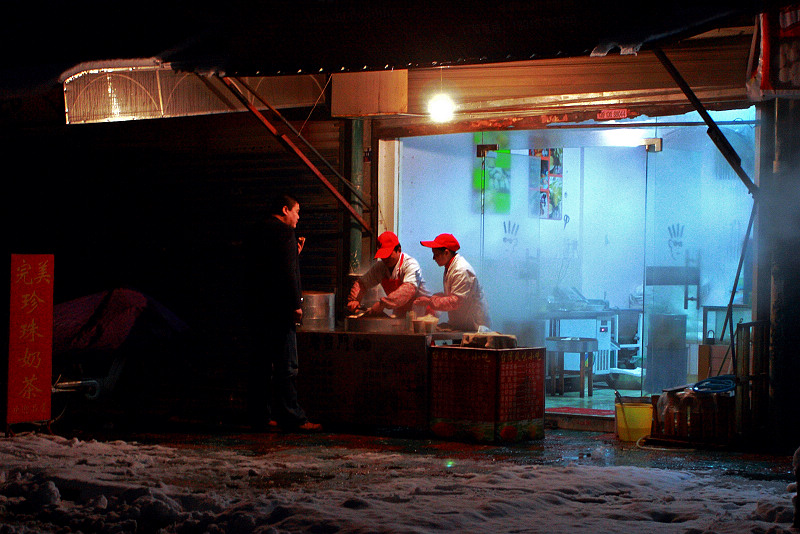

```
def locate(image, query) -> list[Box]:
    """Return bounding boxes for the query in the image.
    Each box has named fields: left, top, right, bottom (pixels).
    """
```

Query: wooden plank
left=332, top=71, right=408, bottom=117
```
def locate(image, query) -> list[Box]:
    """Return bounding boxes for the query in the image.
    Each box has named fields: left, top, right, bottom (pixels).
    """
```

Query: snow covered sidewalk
left=0, top=433, right=795, bottom=533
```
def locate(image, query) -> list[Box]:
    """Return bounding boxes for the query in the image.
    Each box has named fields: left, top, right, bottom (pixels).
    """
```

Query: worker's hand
left=365, top=302, right=384, bottom=316
left=297, top=236, right=306, bottom=254
left=414, top=296, right=431, bottom=307
left=293, top=308, right=303, bottom=324
left=346, top=300, right=361, bottom=312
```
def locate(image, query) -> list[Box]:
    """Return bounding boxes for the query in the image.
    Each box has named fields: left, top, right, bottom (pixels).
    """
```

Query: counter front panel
left=297, top=331, right=432, bottom=430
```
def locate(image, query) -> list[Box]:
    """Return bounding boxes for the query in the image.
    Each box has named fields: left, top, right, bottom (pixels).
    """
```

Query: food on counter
left=412, top=314, right=439, bottom=333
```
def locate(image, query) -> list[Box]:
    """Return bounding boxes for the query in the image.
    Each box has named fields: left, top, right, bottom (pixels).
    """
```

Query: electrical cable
left=300, top=74, right=332, bottom=135
left=692, top=374, right=736, bottom=394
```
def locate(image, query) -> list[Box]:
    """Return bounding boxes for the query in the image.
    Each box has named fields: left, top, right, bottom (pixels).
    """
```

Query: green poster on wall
left=473, top=132, right=510, bottom=214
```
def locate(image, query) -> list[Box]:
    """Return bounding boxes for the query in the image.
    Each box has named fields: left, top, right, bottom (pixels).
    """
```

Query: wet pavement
left=84, top=426, right=794, bottom=485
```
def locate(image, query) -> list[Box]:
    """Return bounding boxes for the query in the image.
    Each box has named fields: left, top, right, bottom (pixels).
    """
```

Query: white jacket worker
left=347, top=231, right=430, bottom=317
left=415, top=233, right=490, bottom=332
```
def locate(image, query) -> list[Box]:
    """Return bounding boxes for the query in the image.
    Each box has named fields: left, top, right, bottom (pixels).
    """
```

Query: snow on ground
left=0, top=432, right=796, bottom=533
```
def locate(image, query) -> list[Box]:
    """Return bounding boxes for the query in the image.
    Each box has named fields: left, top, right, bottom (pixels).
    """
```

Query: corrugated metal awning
left=61, top=60, right=327, bottom=125
left=62, top=28, right=755, bottom=126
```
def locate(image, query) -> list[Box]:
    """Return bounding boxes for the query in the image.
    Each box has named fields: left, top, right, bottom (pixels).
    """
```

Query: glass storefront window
left=642, top=116, right=755, bottom=393
left=394, top=108, right=755, bottom=405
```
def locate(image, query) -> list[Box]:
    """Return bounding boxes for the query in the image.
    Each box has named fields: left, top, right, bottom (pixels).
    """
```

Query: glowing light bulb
left=428, top=93, right=456, bottom=123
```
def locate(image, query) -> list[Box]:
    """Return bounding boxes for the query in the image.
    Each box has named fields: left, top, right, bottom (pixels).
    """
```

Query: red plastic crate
left=430, top=346, right=545, bottom=442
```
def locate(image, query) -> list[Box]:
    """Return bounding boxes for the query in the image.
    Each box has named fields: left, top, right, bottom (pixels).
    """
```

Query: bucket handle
left=615, top=390, right=631, bottom=438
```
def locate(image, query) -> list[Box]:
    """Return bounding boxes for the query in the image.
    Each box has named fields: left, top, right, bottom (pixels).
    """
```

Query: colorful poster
left=473, top=132, right=511, bottom=214
left=7, top=254, right=54, bottom=426
left=529, top=148, right=563, bottom=220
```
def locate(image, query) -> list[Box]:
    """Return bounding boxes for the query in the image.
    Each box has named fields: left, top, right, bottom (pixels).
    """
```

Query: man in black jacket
left=243, top=192, right=321, bottom=432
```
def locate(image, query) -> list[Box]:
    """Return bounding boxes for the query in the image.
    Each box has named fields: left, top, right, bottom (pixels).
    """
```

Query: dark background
left=1, top=91, right=349, bottom=426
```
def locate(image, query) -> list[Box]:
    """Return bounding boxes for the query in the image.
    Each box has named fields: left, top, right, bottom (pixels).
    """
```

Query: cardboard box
left=698, top=344, right=733, bottom=380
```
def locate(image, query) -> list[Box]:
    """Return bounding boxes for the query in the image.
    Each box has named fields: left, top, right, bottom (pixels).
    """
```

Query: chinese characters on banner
left=6, top=254, right=54, bottom=426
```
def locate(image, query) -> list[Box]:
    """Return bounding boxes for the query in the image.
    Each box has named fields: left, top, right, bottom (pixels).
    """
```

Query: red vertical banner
left=7, top=254, right=54, bottom=426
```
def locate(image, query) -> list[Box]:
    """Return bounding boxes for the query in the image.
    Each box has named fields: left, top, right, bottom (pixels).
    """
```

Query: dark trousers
left=247, top=324, right=307, bottom=429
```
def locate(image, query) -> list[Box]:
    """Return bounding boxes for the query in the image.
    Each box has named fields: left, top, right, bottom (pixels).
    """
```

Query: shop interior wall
left=398, top=133, right=649, bottom=337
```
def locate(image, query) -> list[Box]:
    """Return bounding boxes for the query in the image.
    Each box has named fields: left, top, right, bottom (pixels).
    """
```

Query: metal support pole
left=233, top=76, right=370, bottom=209
left=348, top=119, right=365, bottom=274
left=721, top=201, right=758, bottom=367
left=218, top=75, right=372, bottom=234
left=653, top=47, right=759, bottom=198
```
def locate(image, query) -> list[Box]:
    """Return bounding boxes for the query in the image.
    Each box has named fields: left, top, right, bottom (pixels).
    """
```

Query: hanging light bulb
left=428, top=66, right=456, bottom=123
left=428, top=93, right=456, bottom=123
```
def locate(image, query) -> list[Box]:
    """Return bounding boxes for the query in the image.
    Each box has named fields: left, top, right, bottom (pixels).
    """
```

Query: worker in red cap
left=347, top=231, right=430, bottom=317
left=415, top=233, right=490, bottom=331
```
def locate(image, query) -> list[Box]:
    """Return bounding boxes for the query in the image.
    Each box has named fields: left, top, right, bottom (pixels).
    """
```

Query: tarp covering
left=53, top=288, right=188, bottom=356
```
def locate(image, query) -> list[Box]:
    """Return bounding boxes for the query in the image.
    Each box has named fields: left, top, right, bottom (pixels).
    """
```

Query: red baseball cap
left=375, top=231, right=400, bottom=259
left=420, top=233, right=460, bottom=252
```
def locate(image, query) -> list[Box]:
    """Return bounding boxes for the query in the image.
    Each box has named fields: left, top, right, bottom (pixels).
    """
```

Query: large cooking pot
left=345, top=316, right=409, bottom=333
left=300, top=291, right=335, bottom=331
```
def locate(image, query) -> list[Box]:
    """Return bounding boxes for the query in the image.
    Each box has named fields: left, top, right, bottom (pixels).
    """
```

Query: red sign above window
left=6, top=254, right=54, bottom=426
left=596, top=109, right=629, bottom=120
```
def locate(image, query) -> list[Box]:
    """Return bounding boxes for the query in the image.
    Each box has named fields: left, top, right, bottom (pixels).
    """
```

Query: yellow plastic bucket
left=615, top=402, right=653, bottom=442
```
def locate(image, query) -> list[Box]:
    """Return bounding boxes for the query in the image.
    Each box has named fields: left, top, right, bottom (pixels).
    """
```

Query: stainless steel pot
left=300, top=291, right=335, bottom=331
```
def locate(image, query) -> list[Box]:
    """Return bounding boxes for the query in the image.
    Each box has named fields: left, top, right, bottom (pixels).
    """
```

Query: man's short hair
left=268, top=193, right=299, bottom=216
